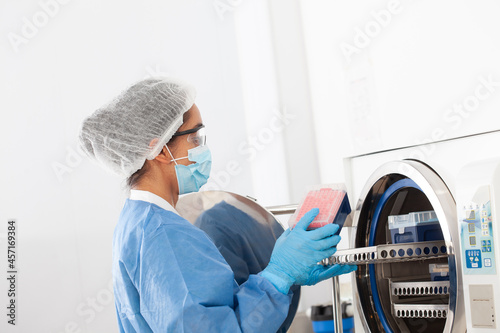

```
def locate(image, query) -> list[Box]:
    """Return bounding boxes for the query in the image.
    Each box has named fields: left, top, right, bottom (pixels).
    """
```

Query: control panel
left=457, top=158, right=500, bottom=331
left=459, top=187, right=496, bottom=275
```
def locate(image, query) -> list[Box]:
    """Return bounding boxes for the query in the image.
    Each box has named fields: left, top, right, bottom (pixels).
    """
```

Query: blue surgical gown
left=112, top=199, right=292, bottom=332
left=194, top=201, right=301, bottom=333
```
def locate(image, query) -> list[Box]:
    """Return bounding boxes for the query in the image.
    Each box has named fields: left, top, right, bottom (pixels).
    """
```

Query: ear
left=148, top=138, right=172, bottom=164
left=149, top=138, right=159, bottom=148
left=156, top=146, right=173, bottom=164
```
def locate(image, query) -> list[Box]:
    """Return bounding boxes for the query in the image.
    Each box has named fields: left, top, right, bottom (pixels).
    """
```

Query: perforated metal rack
left=321, top=240, right=448, bottom=266
left=391, top=281, right=450, bottom=296
left=393, top=304, right=449, bottom=319
left=319, top=240, right=452, bottom=330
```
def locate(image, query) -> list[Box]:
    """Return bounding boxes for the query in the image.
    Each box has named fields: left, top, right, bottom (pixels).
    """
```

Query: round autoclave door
left=351, top=160, right=466, bottom=333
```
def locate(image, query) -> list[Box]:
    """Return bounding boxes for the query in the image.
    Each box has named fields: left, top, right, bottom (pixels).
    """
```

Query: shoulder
left=144, top=205, right=213, bottom=245
left=115, top=199, right=204, bottom=248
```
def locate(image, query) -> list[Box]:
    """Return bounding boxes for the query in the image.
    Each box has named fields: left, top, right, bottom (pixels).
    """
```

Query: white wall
left=301, top=0, right=500, bottom=184
left=267, top=0, right=322, bottom=204
left=298, top=0, right=500, bottom=319
left=0, top=1, right=292, bottom=332
left=229, top=0, right=292, bottom=206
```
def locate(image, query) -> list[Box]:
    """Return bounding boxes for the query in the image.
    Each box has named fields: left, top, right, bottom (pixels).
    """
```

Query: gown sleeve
left=195, top=201, right=301, bottom=333
left=136, top=210, right=292, bottom=333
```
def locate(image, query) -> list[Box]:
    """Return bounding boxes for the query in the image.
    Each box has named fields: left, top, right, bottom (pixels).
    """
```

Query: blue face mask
left=167, top=145, right=212, bottom=195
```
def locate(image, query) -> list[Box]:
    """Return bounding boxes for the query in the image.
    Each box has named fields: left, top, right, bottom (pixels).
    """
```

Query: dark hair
left=127, top=161, right=150, bottom=188
left=126, top=136, right=180, bottom=189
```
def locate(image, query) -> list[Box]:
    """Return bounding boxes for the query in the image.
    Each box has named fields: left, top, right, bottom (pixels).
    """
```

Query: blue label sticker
left=465, top=250, right=482, bottom=269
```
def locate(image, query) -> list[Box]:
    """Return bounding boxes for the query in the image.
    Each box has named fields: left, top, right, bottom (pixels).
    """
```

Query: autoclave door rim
left=349, top=159, right=466, bottom=333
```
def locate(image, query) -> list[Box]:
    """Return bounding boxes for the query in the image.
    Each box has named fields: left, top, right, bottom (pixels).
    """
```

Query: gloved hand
left=261, top=208, right=357, bottom=294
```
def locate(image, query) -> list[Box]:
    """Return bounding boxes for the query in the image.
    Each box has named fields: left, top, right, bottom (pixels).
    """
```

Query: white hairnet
left=79, top=77, right=196, bottom=178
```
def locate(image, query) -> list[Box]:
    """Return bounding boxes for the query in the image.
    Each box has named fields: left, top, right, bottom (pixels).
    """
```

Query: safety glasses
left=172, top=124, right=206, bottom=146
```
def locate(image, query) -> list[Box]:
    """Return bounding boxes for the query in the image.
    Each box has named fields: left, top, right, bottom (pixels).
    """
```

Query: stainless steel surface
left=266, top=203, right=355, bottom=227
left=391, top=281, right=450, bottom=296
left=332, top=276, right=343, bottom=333
left=323, top=241, right=448, bottom=266
left=350, top=160, right=466, bottom=333
left=265, top=204, right=298, bottom=215
left=176, top=190, right=279, bottom=226
left=393, top=304, right=449, bottom=319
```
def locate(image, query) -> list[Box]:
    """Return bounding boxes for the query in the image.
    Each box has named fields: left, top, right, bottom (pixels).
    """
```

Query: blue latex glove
left=261, top=208, right=357, bottom=294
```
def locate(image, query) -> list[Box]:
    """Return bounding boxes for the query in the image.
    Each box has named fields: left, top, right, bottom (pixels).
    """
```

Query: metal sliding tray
left=321, top=241, right=448, bottom=266
left=393, top=304, right=448, bottom=319
left=391, top=281, right=450, bottom=296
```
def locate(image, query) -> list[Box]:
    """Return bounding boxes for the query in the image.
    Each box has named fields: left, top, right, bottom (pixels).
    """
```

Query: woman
left=79, top=77, right=356, bottom=332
